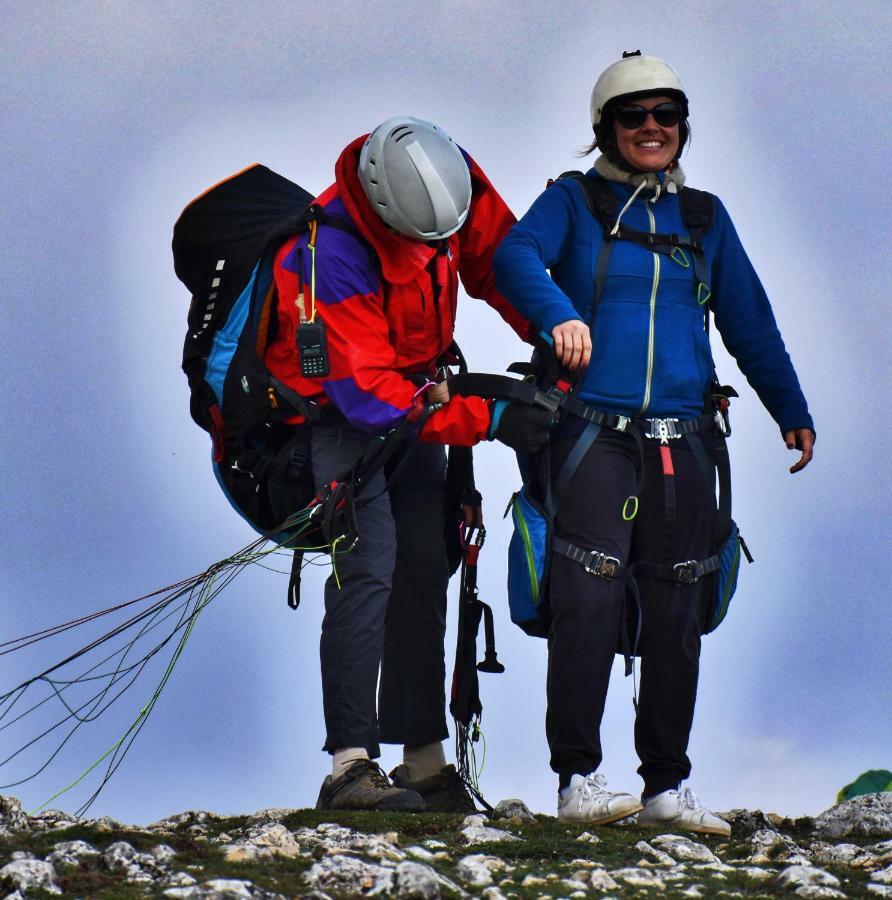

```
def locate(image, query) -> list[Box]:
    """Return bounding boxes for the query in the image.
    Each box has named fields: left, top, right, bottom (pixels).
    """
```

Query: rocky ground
left=0, top=792, right=890, bottom=898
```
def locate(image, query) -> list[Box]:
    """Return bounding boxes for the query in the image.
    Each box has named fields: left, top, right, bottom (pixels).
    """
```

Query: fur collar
left=593, top=154, right=686, bottom=194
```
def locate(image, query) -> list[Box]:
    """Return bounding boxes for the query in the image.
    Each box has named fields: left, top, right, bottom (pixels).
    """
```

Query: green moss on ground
left=0, top=810, right=882, bottom=898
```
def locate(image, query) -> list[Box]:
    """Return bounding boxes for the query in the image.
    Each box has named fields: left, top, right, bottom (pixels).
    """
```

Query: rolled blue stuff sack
left=506, top=487, right=552, bottom=638
left=704, top=520, right=748, bottom=634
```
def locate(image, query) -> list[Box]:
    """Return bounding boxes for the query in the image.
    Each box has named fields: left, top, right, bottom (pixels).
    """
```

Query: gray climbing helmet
left=358, top=117, right=472, bottom=241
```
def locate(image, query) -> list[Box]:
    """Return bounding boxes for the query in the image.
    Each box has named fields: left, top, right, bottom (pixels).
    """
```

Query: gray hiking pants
left=311, top=418, right=450, bottom=758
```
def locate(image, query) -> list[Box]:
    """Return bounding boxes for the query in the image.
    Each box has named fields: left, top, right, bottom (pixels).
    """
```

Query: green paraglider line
left=18, top=515, right=342, bottom=816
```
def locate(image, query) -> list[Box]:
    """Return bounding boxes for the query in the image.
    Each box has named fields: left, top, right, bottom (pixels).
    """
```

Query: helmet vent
left=393, top=127, right=414, bottom=143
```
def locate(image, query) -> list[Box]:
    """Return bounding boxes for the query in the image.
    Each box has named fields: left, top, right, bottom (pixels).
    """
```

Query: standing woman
left=493, top=52, right=814, bottom=835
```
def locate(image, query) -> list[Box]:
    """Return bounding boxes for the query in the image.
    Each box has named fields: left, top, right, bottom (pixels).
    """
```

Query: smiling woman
left=493, top=49, right=815, bottom=836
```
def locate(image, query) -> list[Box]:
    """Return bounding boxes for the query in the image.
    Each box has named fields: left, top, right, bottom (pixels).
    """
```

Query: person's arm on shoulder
left=493, top=180, right=583, bottom=336
left=707, top=198, right=815, bottom=472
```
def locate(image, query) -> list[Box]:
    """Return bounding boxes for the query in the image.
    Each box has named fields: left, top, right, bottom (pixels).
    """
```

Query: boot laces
left=348, top=759, right=391, bottom=789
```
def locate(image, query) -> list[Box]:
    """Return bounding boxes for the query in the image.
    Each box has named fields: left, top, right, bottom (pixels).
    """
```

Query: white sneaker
left=637, top=787, right=731, bottom=837
left=557, top=772, right=642, bottom=824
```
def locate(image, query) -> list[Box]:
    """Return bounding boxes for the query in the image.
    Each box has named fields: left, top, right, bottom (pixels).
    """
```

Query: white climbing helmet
left=358, top=117, right=472, bottom=241
left=590, top=52, right=688, bottom=127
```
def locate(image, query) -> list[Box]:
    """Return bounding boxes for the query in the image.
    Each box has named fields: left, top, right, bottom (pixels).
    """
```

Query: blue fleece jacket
left=493, top=171, right=813, bottom=435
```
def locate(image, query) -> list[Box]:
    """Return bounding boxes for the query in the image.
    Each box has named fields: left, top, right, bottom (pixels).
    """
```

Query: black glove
left=490, top=400, right=555, bottom=453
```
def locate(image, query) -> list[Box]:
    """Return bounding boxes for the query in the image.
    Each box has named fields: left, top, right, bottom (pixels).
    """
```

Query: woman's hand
left=784, top=428, right=815, bottom=474
left=551, top=319, right=592, bottom=370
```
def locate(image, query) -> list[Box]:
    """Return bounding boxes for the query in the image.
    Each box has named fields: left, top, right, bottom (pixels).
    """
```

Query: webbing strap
left=554, top=537, right=640, bottom=676
left=544, top=421, right=601, bottom=518
left=660, top=444, right=677, bottom=566
left=632, top=553, right=721, bottom=585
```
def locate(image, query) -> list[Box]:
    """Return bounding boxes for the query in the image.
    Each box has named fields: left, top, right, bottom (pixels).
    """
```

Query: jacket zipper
left=638, top=203, right=660, bottom=415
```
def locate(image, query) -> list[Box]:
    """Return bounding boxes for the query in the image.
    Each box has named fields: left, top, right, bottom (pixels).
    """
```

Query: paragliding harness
left=172, top=164, right=468, bottom=605
left=450, top=172, right=753, bottom=674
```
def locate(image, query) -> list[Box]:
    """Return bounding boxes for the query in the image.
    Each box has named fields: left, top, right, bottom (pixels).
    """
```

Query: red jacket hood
left=332, top=134, right=500, bottom=285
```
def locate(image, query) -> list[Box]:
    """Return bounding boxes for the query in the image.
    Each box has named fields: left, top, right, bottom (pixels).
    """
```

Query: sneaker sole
left=638, top=818, right=730, bottom=837
left=558, top=801, right=642, bottom=826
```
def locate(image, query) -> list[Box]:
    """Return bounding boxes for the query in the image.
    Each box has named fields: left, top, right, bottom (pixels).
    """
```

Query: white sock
left=402, top=741, right=447, bottom=782
left=332, top=747, right=369, bottom=780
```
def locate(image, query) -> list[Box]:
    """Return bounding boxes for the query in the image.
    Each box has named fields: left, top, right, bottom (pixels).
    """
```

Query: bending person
left=494, top=53, right=815, bottom=835
left=265, top=117, right=537, bottom=812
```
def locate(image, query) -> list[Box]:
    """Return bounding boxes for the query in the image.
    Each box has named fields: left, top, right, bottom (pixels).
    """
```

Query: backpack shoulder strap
left=555, top=171, right=617, bottom=232
left=549, top=171, right=618, bottom=332
left=678, top=186, right=716, bottom=245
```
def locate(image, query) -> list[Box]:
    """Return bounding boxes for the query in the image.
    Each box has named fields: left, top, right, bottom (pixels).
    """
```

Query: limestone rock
left=492, top=799, right=536, bottom=822
left=456, top=854, right=509, bottom=888
left=588, top=868, right=620, bottom=890
left=0, top=797, right=30, bottom=835
left=460, top=819, right=521, bottom=845
left=248, top=807, right=297, bottom=823
left=776, top=864, right=845, bottom=899
left=635, top=839, right=676, bottom=866
left=29, top=809, right=81, bottom=831
left=0, top=858, right=61, bottom=895
left=393, top=861, right=442, bottom=899
left=47, top=839, right=101, bottom=867
left=719, top=807, right=778, bottom=837
left=242, top=822, right=303, bottom=857
left=303, top=854, right=394, bottom=895
left=150, top=809, right=226, bottom=832
left=92, top=815, right=126, bottom=832
left=746, top=828, right=811, bottom=865
left=610, top=865, right=667, bottom=888
left=651, top=833, right=720, bottom=863
left=868, top=886, right=892, bottom=897
left=164, top=877, right=281, bottom=898
left=575, top=830, right=600, bottom=843
left=868, top=840, right=892, bottom=866
left=480, top=888, right=509, bottom=900
left=813, top=793, right=892, bottom=841
left=873, top=865, right=892, bottom=885
left=810, top=840, right=874, bottom=867
left=102, top=840, right=168, bottom=883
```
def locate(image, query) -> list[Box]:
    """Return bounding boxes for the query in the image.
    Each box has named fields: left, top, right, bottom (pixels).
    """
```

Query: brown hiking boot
left=315, top=759, right=426, bottom=812
left=390, top=763, right=476, bottom=813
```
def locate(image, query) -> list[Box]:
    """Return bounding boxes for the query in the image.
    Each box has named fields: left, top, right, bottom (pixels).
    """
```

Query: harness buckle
left=585, top=552, right=621, bottom=579
left=673, top=560, right=700, bottom=584
left=646, top=417, right=681, bottom=444
left=615, top=415, right=631, bottom=432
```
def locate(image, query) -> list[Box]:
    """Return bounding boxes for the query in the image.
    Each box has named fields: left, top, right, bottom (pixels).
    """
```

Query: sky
left=1, top=1, right=890, bottom=825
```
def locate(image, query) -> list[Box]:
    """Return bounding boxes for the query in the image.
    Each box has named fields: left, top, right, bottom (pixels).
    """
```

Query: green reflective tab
left=622, top=496, right=639, bottom=521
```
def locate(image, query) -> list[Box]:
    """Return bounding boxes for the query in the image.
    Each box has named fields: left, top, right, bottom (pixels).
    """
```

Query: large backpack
left=172, top=164, right=360, bottom=540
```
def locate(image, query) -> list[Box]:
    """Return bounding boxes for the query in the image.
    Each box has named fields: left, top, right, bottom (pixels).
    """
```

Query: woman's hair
left=578, top=95, right=691, bottom=168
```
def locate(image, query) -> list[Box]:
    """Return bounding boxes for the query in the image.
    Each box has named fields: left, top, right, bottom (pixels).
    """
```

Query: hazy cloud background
left=1, top=1, right=889, bottom=823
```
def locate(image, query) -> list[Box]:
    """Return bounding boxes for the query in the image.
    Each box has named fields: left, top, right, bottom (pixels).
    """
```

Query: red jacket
left=265, top=135, right=531, bottom=445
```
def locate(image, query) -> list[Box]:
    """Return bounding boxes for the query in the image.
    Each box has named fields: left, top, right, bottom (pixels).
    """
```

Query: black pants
left=311, top=419, right=450, bottom=757
left=545, top=428, right=716, bottom=798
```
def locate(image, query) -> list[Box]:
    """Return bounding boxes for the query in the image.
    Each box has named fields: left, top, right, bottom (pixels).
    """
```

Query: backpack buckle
left=646, top=418, right=681, bottom=443
left=585, top=552, right=621, bottom=579
left=673, top=560, right=700, bottom=584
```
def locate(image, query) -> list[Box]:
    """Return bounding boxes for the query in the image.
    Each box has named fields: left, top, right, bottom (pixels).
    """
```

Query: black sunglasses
left=614, top=102, right=683, bottom=130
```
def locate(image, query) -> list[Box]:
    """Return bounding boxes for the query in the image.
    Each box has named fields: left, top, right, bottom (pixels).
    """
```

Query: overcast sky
left=1, top=1, right=890, bottom=824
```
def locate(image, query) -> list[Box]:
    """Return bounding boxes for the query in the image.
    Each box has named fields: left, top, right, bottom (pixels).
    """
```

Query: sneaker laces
left=579, top=773, right=609, bottom=809
left=681, top=787, right=707, bottom=813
